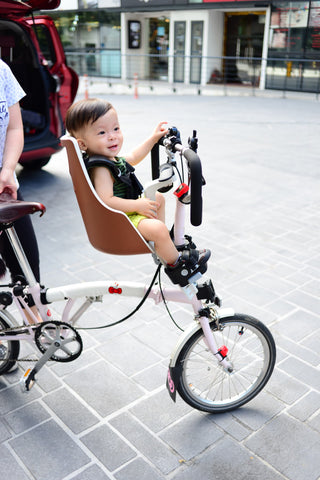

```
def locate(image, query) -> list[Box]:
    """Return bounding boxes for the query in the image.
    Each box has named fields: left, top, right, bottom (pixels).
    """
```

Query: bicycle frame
left=0, top=128, right=235, bottom=393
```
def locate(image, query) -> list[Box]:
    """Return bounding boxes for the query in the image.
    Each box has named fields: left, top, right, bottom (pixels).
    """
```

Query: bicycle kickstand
left=20, top=342, right=61, bottom=392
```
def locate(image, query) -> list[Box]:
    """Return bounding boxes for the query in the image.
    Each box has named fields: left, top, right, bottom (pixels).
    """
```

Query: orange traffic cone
left=84, top=74, right=89, bottom=99
left=134, top=73, right=138, bottom=99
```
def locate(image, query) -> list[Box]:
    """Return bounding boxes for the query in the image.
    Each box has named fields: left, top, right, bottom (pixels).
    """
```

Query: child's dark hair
left=65, top=98, right=113, bottom=136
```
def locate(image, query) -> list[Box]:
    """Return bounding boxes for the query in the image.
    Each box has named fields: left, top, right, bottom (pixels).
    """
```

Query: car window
left=32, top=24, right=56, bottom=68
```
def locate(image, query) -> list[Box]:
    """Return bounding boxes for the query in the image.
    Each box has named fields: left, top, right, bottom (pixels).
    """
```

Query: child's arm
left=91, top=166, right=160, bottom=218
left=126, top=121, right=168, bottom=166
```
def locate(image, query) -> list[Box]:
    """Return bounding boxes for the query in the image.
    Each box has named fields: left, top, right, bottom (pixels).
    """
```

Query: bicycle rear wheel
left=0, top=312, right=20, bottom=374
left=176, top=314, right=276, bottom=413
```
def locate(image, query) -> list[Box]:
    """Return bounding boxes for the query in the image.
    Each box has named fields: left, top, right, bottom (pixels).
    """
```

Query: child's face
left=77, top=108, right=123, bottom=158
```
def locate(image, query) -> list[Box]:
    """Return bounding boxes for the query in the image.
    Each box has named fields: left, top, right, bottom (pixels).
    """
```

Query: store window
left=267, top=2, right=320, bottom=92
left=49, top=11, right=121, bottom=77
left=305, top=1, right=320, bottom=58
left=268, top=2, right=309, bottom=57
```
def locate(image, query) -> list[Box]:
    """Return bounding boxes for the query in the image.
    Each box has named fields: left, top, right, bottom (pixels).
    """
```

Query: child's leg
left=137, top=216, right=211, bottom=287
left=137, top=218, right=178, bottom=264
left=155, top=192, right=165, bottom=223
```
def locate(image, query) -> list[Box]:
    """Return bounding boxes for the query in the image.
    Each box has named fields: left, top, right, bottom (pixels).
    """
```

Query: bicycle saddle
left=0, top=192, right=46, bottom=224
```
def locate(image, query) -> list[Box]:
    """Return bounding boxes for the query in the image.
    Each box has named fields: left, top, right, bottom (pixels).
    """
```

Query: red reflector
left=218, top=345, right=228, bottom=358
left=108, top=287, right=122, bottom=294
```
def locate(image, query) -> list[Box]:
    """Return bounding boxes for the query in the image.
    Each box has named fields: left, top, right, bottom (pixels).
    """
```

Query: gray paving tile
left=266, top=368, right=309, bottom=404
left=288, top=391, right=320, bottom=422
left=0, top=444, right=30, bottom=480
left=308, top=411, right=320, bottom=434
left=276, top=335, right=319, bottom=366
left=95, top=333, right=162, bottom=376
left=231, top=391, right=285, bottom=431
left=64, top=360, right=144, bottom=417
left=110, top=412, right=180, bottom=474
left=129, top=388, right=192, bottom=433
left=278, top=356, right=320, bottom=391
left=0, top=418, right=11, bottom=442
left=115, top=457, right=165, bottom=480
left=4, top=401, right=50, bottom=434
left=245, top=414, right=320, bottom=480
left=43, top=387, right=99, bottom=434
left=80, top=424, right=136, bottom=471
left=172, top=437, right=284, bottom=480
left=208, top=412, right=252, bottom=442
left=9, top=419, right=90, bottom=480
left=130, top=320, right=182, bottom=357
left=0, top=383, right=41, bottom=415
left=160, top=411, right=224, bottom=460
left=131, top=361, right=168, bottom=391
left=273, top=308, right=319, bottom=342
left=71, top=464, right=112, bottom=479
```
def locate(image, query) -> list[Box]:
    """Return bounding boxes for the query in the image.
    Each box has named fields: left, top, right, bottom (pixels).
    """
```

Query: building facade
left=50, top=0, right=320, bottom=92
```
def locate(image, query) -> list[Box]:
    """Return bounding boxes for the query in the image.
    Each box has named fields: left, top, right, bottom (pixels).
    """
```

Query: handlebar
left=154, top=128, right=203, bottom=226
left=174, top=144, right=203, bottom=227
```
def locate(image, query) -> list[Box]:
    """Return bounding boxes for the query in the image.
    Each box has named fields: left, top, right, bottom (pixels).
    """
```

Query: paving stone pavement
left=0, top=93, right=319, bottom=480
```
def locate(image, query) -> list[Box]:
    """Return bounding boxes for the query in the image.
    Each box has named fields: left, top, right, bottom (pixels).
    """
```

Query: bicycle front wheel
left=0, top=312, right=20, bottom=374
left=176, top=314, right=276, bottom=413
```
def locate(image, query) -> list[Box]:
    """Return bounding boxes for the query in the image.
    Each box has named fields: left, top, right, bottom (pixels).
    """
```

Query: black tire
left=20, top=157, right=51, bottom=170
left=0, top=313, right=20, bottom=375
left=176, top=314, right=276, bottom=413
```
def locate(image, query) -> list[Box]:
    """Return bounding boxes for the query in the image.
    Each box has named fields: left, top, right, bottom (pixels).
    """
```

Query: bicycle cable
left=74, top=261, right=185, bottom=332
left=76, top=263, right=162, bottom=330
left=157, top=267, right=184, bottom=332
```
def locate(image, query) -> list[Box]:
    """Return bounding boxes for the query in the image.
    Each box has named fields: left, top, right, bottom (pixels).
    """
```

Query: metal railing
left=65, top=49, right=320, bottom=95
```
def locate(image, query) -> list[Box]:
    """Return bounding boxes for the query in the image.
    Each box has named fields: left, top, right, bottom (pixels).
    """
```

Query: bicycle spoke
left=176, top=315, right=276, bottom=413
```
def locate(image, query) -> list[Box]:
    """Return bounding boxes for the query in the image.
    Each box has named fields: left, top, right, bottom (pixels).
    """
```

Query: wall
left=206, top=10, right=224, bottom=82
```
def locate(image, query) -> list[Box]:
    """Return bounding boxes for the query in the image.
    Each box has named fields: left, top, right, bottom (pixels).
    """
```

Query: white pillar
left=260, top=6, right=271, bottom=90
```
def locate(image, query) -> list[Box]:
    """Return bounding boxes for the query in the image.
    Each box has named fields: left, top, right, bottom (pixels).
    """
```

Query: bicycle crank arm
left=20, top=341, right=62, bottom=392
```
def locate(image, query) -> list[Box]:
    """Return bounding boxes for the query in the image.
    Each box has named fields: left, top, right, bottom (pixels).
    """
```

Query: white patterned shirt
left=0, top=59, right=25, bottom=167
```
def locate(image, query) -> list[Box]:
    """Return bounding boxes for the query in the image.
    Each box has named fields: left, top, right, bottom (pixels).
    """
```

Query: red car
left=0, top=0, right=78, bottom=169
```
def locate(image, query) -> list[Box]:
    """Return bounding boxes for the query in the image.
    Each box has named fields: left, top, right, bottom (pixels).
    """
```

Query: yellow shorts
left=127, top=212, right=147, bottom=228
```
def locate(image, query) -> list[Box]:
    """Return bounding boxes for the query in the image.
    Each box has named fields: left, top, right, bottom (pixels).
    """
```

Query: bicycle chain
left=0, top=324, right=41, bottom=363
left=0, top=321, right=81, bottom=363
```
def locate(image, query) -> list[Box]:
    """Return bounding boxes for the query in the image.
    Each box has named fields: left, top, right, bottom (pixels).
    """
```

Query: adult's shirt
left=0, top=59, right=25, bottom=167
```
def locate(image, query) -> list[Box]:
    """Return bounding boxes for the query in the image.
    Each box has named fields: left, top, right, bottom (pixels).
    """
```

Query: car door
left=27, top=15, right=78, bottom=122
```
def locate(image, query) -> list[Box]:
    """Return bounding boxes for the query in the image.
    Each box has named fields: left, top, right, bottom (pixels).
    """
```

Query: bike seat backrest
left=60, top=135, right=152, bottom=255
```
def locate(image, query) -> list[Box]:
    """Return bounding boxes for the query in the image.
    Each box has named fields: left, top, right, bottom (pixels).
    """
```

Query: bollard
left=84, top=74, right=89, bottom=99
left=134, top=72, right=138, bottom=99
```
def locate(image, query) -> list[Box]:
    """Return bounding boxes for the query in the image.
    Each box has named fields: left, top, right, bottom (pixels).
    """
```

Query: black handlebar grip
left=183, top=148, right=203, bottom=226
left=151, top=143, right=160, bottom=180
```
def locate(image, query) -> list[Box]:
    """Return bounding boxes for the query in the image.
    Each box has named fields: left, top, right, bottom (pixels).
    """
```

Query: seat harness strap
left=85, top=155, right=144, bottom=200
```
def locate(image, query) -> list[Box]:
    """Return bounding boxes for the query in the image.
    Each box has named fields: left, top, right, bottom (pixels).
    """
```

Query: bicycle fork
left=166, top=295, right=235, bottom=402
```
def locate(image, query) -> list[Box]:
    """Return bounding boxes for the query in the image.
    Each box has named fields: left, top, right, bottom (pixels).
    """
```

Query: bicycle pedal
left=20, top=367, right=37, bottom=392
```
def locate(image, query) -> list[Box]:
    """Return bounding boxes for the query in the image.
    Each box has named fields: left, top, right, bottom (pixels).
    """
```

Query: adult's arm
left=0, top=102, right=24, bottom=199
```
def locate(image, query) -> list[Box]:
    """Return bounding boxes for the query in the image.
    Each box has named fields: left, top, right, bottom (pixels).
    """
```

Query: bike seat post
left=5, top=226, right=38, bottom=287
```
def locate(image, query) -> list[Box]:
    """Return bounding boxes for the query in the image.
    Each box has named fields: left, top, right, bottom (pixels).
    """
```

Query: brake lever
left=188, top=130, right=198, bottom=153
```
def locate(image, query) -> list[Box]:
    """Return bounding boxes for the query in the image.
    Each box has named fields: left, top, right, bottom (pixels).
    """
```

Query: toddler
left=65, top=98, right=210, bottom=286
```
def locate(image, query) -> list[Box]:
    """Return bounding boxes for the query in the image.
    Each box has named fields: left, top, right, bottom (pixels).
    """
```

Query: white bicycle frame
left=0, top=142, right=234, bottom=391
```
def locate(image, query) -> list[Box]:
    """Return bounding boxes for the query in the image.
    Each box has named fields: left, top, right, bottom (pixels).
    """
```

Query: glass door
left=224, top=12, right=265, bottom=84
left=174, top=21, right=186, bottom=82
left=149, top=17, right=169, bottom=80
left=190, top=21, right=203, bottom=84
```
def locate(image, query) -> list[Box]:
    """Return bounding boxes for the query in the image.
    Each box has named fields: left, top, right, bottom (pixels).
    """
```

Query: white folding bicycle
left=0, top=127, right=276, bottom=413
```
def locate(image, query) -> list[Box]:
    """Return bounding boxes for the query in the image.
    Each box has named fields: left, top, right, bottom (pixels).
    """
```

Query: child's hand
left=152, top=122, right=168, bottom=143
left=135, top=198, right=160, bottom=219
